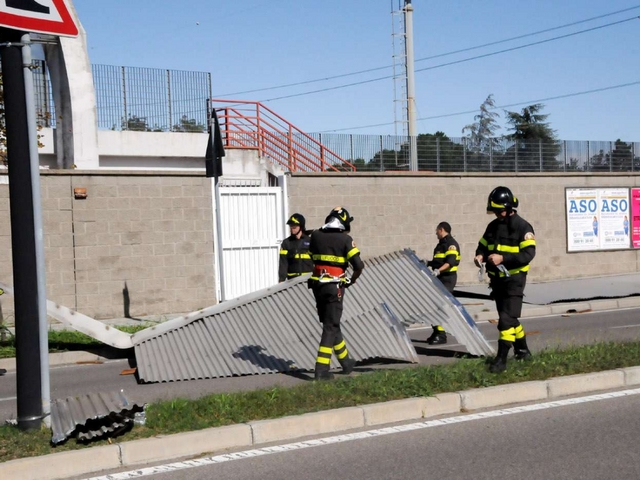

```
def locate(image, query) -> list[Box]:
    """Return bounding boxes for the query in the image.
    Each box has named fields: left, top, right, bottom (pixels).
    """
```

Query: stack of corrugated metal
left=50, top=391, right=144, bottom=445
left=132, top=250, right=493, bottom=383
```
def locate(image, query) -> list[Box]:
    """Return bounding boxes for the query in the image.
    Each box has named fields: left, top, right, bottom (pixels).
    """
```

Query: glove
left=431, top=268, right=440, bottom=277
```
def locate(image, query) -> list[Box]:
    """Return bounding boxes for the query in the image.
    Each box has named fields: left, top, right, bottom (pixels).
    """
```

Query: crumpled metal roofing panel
left=50, top=391, right=144, bottom=444
left=134, top=249, right=492, bottom=383
left=135, top=302, right=418, bottom=383
left=341, top=249, right=494, bottom=357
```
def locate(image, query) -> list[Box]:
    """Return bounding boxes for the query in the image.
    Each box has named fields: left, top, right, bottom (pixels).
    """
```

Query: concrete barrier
left=0, top=445, right=120, bottom=480
left=547, top=371, right=625, bottom=398
left=249, top=407, right=364, bottom=444
left=119, top=424, right=253, bottom=466
left=362, top=398, right=427, bottom=426
left=618, top=366, right=640, bottom=386
left=423, top=393, right=461, bottom=418
left=460, top=381, right=548, bottom=411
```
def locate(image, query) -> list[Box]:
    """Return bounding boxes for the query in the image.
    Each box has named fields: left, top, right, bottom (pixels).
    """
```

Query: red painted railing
left=210, top=99, right=356, bottom=172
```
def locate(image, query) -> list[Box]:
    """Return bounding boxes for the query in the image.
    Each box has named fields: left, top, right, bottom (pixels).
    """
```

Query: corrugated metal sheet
left=135, top=302, right=417, bottom=383
left=133, top=250, right=492, bottom=383
left=341, top=249, right=494, bottom=357
left=50, top=391, right=144, bottom=445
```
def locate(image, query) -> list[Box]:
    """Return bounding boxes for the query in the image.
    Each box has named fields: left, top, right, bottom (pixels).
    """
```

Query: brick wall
left=1, top=171, right=216, bottom=319
left=287, top=172, right=640, bottom=284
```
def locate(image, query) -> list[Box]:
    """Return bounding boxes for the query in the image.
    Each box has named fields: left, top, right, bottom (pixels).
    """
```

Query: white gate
left=215, top=186, right=285, bottom=300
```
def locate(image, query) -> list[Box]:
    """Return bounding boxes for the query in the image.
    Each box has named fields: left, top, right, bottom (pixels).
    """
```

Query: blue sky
left=72, top=0, right=640, bottom=141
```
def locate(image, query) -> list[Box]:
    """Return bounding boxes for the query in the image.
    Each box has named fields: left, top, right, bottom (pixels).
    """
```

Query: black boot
left=340, top=357, right=357, bottom=375
left=489, top=340, right=511, bottom=374
left=314, top=364, right=334, bottom=381
left=514, top=336, right=532, bottom=361
left=314, top=370, right=334, bottom=381
left=426, top=326, right=447, bottom=345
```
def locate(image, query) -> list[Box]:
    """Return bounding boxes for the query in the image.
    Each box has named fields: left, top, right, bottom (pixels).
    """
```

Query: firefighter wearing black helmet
left=475, top=186, right=536, bottom=374
left=425, top=221, right=460, bottom=345
left=279, top=213, right=314, bottom=282
left=309, top=207, right=365, bottom=380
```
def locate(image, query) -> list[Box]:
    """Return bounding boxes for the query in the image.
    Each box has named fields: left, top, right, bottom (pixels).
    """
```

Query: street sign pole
left=0, top=27, right=43, bottom=430
left=22, top=32, right=51, bottom=428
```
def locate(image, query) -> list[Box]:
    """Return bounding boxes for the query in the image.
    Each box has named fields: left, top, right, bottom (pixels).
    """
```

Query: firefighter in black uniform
left=425, top=221, right=460, bottom=345
left=475, top=186, right=536, bottom=374
left=279, top=213, right=314, bottom=282
left=309, top=207, right=365, bottom=380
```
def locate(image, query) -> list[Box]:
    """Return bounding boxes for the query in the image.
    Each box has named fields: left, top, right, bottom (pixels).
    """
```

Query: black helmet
left=286, top=213, right=306, bottom=231
left=325, top=206, right=354, bottom=231
left=487, top=186, right=519, bottom=213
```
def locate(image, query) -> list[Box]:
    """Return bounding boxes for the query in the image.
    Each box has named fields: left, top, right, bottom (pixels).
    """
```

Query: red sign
left=632, top=188, right=640, bottom=249
left=0, top=0, right=78, bottom=37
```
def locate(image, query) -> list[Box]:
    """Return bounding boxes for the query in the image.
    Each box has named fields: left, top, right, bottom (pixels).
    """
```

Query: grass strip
left=1, top=340, right=640, bottom=463
left=0, top=325, right=148, bottom=359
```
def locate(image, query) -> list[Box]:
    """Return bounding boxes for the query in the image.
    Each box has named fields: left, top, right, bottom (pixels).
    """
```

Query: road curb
left=3, top=367, right=640, bottom=479
left=471, top=296, right=640, bottom=322
left=0, top=351, right=116, bottom=372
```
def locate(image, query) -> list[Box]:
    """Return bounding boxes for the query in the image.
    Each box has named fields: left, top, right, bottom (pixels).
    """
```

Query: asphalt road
left=88, top=389, right=640, bottom=480
left=2, top=306, right=640, bottom=423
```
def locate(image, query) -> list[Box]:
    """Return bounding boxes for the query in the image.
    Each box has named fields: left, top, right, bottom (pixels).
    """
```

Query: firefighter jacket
left=279, top=232, right=313, bottom=281
left=475, top=212, right=536, bottom=278
left=309, top=228, right=364, bottom=283
left=428, top=235, right=460, bottom=275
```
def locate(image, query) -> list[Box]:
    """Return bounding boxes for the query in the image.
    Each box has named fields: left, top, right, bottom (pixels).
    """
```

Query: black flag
left=205, top=108, right=225, bottom=180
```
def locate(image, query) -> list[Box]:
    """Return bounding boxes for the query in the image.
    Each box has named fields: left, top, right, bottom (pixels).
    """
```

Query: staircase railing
left=210, top=99, right=356, bottom=172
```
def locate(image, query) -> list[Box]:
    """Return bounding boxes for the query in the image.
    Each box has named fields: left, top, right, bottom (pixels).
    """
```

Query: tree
left=415, top=132, right=464, bottom=172
left=590, top=140, right=638, bottom=172
left=501, top=103, right=561, bottom=172
left=172, top=115, right=206, bottom=133
left=366, top=132, right=465, bottom=172
left=462, top=94, right=501, bottom=153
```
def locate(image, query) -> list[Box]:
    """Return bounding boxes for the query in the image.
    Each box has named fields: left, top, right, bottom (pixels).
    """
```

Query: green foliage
left=365, top=132, right=464, bottom=172
left=0, top=325, right=148, bottom=358
left=500, top=103, right=561, bottom=171
left=172, top=114, right=206, bottom=133
left=590, top=139, right=639, bottom=172
left=462, top=94, right=501, bottom=155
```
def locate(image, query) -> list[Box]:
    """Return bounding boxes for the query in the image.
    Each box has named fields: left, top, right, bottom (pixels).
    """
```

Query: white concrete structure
left=43, top=2, right=99, bottom=169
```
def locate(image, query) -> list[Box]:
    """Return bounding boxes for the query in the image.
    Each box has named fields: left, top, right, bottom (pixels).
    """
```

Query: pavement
left=2, top=275, right=640, bottom=479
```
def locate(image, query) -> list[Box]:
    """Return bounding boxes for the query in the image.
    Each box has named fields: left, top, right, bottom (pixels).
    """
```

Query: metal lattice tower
left=391, top=0, right=408, bottom=140
left=391, top=0, right=418, bottom=170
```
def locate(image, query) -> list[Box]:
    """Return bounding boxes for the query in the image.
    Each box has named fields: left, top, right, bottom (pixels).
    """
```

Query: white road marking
left=610, top=324, right=640, bottom=329
left=86, top=387, right=640, bottom=480
left=0, top=396, right=16, bottom=402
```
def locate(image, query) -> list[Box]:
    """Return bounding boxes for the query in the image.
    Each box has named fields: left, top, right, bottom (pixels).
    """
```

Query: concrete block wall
left=287, top=172, right=640, bottom=284
left=0, top=171, right=216, bottom=319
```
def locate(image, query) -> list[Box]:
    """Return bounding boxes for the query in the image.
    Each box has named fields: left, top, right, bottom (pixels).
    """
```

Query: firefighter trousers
left=490, top=273, right=527, bottom=348
left=438, top=273, right=457, bottom=294
left=312, top=282, right=351, bottom=373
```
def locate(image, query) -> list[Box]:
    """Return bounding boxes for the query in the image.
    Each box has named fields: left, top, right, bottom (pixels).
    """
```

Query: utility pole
left=404, top=0, right=418, bottom=171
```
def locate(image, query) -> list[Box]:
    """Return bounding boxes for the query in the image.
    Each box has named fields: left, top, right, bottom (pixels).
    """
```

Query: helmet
left=325, top=206, right=354, bottom=231
left=487, top=186, right=519, bottom=213
left=286, top=213, right=306, bottom=231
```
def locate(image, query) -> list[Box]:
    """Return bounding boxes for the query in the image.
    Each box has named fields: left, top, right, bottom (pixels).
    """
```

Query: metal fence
left=26, top=61, right=640, bottom=173
left=309, top=134, right=640, bottom=173
left=30, top=62, right=212, bottom=132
